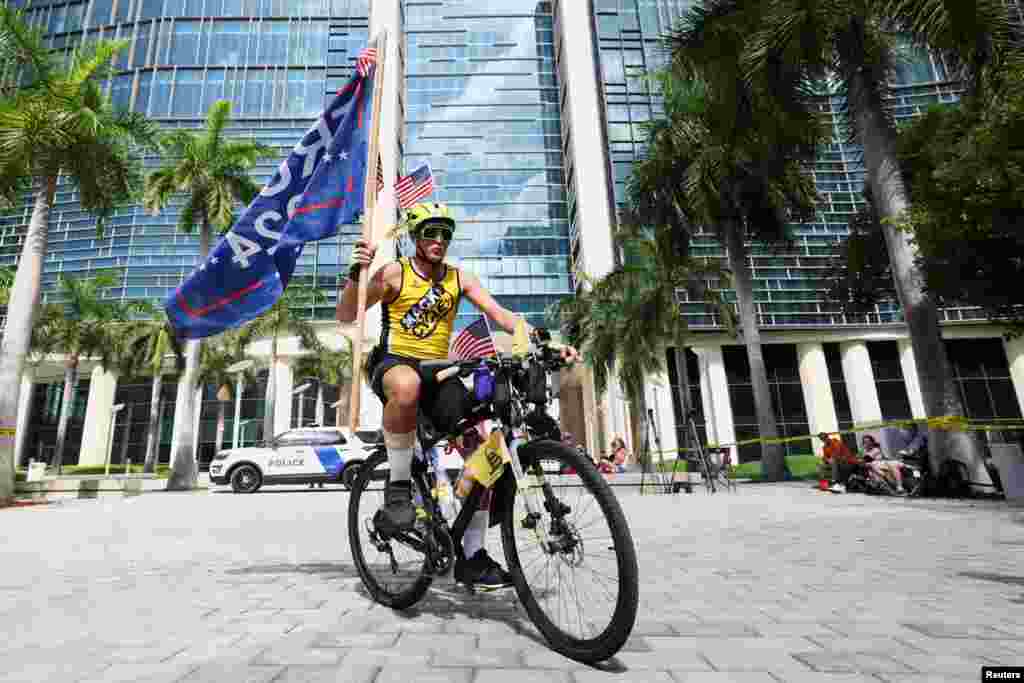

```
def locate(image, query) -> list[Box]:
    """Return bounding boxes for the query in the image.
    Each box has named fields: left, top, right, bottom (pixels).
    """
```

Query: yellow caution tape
left=657, top=414, right=1024, bottom=458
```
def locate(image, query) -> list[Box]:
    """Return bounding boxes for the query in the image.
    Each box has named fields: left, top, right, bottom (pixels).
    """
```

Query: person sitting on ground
left=861, top=433, right=904, bottom=493
left=611, top=436, right=629, bottom=473
left=818, top=432, right=861, bottom=493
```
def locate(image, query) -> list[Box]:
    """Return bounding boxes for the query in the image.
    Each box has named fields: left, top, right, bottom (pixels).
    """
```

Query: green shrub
left=733, top=455, right=822, bottom=481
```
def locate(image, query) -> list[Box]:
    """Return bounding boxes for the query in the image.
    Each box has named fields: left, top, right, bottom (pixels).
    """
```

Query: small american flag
left=356, top=47, right=377, bottom=78
left=395, top=162, right=434, bottom=209
left=450, top=316, right=496, bottom=360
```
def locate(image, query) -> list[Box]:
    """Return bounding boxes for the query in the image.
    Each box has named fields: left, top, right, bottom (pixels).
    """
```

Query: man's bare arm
left=460, top=270, right=531, bottom=335
left=336, top=262, right=398, bottom=324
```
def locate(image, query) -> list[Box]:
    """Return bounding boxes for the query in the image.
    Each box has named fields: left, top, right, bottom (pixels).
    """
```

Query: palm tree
left=196, top=330, right=253, bottom=460
left=735, top=0, right=1018, bottom=476
left=247, top=280, right=325, bottom=442
left=292, top=340, right=353, bottom=428
left=36, top=270, right=151, bottom=469
left=554, top=233, right=732, bottom=466
left=0, top=6, right=52, bottom=209
left=0, top=267, right=14, bottom=305
left=634, top=6, right=825, bottom=480
left=143, top=100, right=274, bottom=490
left=129, top=321, right=185, bottom=473
left=0, top=31, right=156, bottom=503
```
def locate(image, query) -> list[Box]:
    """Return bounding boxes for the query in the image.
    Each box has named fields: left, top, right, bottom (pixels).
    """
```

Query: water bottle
left=428, top=445, right=457, bottom=522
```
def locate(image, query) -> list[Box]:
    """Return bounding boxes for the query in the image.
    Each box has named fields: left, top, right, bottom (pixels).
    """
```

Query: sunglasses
left=417, top=225, right=453, bottom=242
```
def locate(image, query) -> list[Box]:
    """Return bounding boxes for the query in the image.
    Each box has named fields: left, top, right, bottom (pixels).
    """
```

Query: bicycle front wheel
left=348, top=450, right=433, bottom=609
left=500, top=439, right=638, bottom=664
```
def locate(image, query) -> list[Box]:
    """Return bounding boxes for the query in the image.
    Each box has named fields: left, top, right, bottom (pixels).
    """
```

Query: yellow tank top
left=381, top=257, right=461, bottom=359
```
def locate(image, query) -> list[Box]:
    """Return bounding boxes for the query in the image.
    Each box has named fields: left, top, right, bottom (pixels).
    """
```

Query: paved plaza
left=1, top=482, right=1023, bottom=683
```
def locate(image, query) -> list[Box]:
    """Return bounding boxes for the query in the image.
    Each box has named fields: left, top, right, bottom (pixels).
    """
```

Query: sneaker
left=373, top=480, right=416, bottom=536
left=455, top=549, right=514, bottom=590
left=829, top=483, right=846, bottom=493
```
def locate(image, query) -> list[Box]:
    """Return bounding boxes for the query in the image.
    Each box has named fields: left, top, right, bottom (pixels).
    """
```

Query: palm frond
left=203, top=100, right=233, bottom=158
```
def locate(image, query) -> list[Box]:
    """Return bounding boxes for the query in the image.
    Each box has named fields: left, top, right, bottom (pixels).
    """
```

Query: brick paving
left=1, top=482, right=1022, bottom=682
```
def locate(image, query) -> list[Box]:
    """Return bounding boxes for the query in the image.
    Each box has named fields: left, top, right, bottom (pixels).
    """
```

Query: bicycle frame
left=412, top=422, right=553, bottom=566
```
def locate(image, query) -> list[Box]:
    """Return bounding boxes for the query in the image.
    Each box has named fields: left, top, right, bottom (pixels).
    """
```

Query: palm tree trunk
left=118, top=402, right=134, bottom=469
left=631, top=381, right=649, bottom=470
left=0, top=174, right=57, bottom=503
left=846, top=65, right=986, bottom=480
left=52, top=357, right=79, bottom=470
left=143, top=374, right=162, bottom=473
left=166, top=340, right=200, bottom=490
left=723, top=221, right=786, bottom=481
left=214, top=399, right=227, bottom=457
left=166, top=219, right=214, bottom=489
left=263, top=337, right=277, bottom=442
left=675, top=346, right=691, bottom=454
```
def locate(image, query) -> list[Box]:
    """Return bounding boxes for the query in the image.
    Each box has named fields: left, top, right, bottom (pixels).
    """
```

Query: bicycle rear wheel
left=500, top=439, right=638, bottom=663
left=348, top=450, right=433, bottom=609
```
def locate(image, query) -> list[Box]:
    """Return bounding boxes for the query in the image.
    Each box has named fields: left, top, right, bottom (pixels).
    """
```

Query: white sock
left=384, top=430, right=415, bottom=483
left=463, top=509, right=489, bottom=559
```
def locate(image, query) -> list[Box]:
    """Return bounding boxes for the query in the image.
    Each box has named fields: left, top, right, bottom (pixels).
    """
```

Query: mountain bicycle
left=347, top=329, right=639, bottom=663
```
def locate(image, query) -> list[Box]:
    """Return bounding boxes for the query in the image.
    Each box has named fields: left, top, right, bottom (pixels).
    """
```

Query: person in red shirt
left=818, top=432, right=861, bottom=492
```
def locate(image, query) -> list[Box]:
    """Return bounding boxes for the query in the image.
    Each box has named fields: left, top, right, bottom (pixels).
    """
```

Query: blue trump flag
left=164, top=46, right=378, bottom=339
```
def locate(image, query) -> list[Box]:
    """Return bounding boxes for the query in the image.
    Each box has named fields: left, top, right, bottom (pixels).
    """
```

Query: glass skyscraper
left=402, top=0, right=570, bottom=330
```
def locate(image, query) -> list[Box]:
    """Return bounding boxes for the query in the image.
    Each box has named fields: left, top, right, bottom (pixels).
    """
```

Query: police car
left=209, top=426, right=381, bottom=493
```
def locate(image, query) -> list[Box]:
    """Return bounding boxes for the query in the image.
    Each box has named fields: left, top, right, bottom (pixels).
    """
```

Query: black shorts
left=369, top=351, right=471, bottom=435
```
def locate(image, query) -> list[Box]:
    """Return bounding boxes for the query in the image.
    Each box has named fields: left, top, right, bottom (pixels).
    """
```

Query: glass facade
left=590, top=0, right=985, bottom=329
left=402, top=0, right=571, bottom=329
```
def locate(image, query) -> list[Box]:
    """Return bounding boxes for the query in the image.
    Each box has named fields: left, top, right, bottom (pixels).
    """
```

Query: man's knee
left=383, top=366, right=421, bottom=408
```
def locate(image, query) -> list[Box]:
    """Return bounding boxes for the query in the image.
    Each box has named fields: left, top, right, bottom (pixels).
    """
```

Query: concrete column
left=554, top=0, right=616, bottom=281
left=646, top=372, right=678, bottom=464
left=693, top=346, right=736, bottom=463
left=78, top=365, right=119, bottom=466
left=839, top=341, right=883, bottom=427
left=1004, top=335, right=1024, bottom=416
left=580, top=369, right=601, bottom=458
left=898, top=338, right=927, bottom=419
left=272, top=358, right=293, bottom=437
left=14, top=368, right=35, bottom=467
left=796, top=343, right=839, bottom=457
left=606, top=373, right=630, bottom=452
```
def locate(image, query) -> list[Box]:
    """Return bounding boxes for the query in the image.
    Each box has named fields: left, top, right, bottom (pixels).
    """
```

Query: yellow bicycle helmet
left=402, top=202, right=456, bottom=236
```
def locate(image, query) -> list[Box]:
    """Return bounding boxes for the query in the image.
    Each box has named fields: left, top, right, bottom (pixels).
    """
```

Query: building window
left=823, top=342, right=857, bottom=451
left=945, top=339, right=1022, bottom=421
left=724, top=344, right=811, bottom=462
left=867, top=341, right=913, bottom=421
left=667, top=347, right=704, bottom=460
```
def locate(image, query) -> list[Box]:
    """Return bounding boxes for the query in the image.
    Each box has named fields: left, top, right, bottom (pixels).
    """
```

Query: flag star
left=199, top=262, right=207, bottom=271
left=339, top=151, right=348, bottom=160
left=323, top=153, right=334, bottom=163
left=210, top=257, right=219, bottom=265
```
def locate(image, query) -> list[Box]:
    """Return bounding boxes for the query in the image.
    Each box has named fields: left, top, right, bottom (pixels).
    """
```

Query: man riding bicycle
left=336, top=201, right=578, bottom=589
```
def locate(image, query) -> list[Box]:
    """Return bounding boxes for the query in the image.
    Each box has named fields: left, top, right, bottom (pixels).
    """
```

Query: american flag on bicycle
left=450, top=315, right=496, bottom=360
